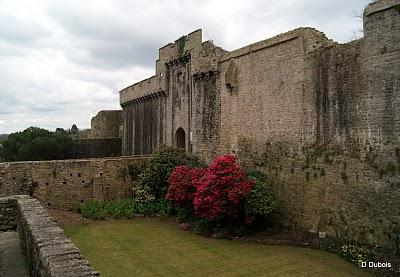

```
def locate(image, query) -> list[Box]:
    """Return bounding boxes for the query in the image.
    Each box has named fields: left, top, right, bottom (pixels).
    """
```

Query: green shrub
left=319, top=238, right=340, bottom=253
left=231, top=225, right=252, bottom=237
left=245, top=171, right=276, bottom=218
left=133, top=199, right=172, bottom=216
left=79, top=201, right=106, bottom=220
left=130, top=181, right=155, bottom=203
left=176, top=207, right=192, bottom=222
left=155, top=199, right=173, bottom=217
left=104, top=199, right=136, bottom=218
left=138, top=145, right=205, bottom=199
left=78, top=199, right=172, bottom=219
left=192, top=218, right=213, bottom=236
left=127, top=164, right=142, bottom=181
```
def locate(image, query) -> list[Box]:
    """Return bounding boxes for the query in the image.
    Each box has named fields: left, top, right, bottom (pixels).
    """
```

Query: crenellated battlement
left=120, top=75, right=162, bottom=105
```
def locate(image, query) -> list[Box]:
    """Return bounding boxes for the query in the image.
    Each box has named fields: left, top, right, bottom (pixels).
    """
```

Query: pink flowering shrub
left=167, top=155, right=254, bottom=222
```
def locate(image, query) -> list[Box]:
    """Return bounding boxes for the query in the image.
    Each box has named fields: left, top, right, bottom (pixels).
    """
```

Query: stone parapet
left=0, top=195, right=98, bottom=276
left=120, top=75, right=162, bottom=105
left=0, top=156, right=149, bottom=210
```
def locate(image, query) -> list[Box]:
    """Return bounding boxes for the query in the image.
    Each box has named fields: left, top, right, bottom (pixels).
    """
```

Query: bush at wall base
left=78, top=199, right=172, bottom=219
left=137, top=145, right=205, bottom=200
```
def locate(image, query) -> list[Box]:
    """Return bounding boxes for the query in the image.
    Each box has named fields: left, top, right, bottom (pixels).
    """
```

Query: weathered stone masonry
left=0, top=195, right=98, bottom=276
left=120, top=30, right=224, bottom=161
left=0, top=157, right=148, bottom=210
left=70, top=110, right=123, bottom=159
left=119, top=0, right=400, bottom=246
left=89, top=110, right=122, bottom=139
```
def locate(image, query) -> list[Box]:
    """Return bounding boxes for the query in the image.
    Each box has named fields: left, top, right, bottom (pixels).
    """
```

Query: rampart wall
left=116, top=0, right=400, bottom=246
left=220, top=28, right=330, bottom=155
left=0, top=157, right=148, bottom=210
left=89, top=110, right=122, bottom=139
left=221, top=1, right=400, bottom=247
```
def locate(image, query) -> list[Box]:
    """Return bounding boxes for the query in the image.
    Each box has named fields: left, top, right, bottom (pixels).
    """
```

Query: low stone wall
left=0, top=197, right=16, bottom=230
left=0, top=156, right=148, bottom=210
left=0, top=195, right=98, bottom=276
left=72, top=138, right=122, bottom=159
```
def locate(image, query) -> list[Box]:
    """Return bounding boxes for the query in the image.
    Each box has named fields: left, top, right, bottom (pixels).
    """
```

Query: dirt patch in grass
left=46, top=208, right=95, bottom=227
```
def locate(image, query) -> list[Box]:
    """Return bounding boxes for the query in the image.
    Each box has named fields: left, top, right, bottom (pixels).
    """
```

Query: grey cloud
left=0, top=8, right=51, bottom=48
left=64, top=40, right=159, bottom=69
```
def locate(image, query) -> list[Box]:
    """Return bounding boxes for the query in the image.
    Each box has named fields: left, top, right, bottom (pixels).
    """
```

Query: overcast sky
left=0, top=0, right=371, bottom=134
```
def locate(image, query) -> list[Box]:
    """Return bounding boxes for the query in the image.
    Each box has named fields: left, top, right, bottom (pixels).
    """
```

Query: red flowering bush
left=193, top=155, right=254, bottom=220
left=166, top=166, right=205, bottom=209
left=166, top=155, right=254, bottom=225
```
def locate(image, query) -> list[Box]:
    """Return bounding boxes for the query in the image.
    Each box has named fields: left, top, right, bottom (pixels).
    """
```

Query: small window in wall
left=175, top=128, right=186, bottom=150
left=63, top=181, right=66, bottom=184
left=78, top=173, right=82, bottom=177
left=82, top=180, right=85, bottom=184
left=177, top=72, right=183, bottom=84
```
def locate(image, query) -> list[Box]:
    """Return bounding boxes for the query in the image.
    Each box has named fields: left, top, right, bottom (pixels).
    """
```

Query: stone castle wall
left=0, top=157, right=148, bottom=210
left=119, top=0, right=400, bottom=157
left=219, top=28, right=331, bottom=155
left=116, top=0, right=400, bottom=246
left=121, top=94, right=166, bottom=155
left=232, top=1, right=400, bottom=247
left=68, top=110, right=123, bottom=159
left=89, top=110, right=122, bottom=139
left=238, top=140, right=400, bottom=247
left=120, top=30, right=225, bottom=158
left=305, top=3, right=400, bottom=147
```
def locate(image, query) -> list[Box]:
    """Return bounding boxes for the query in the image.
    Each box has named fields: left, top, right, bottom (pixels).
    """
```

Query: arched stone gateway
left=175, top=128, right=186, bottom=149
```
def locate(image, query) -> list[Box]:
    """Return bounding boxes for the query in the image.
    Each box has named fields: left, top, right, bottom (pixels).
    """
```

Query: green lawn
left=64, top=218, right=370, bottom=277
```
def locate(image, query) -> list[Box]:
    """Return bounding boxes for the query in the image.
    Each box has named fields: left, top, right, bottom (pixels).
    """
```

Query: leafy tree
left=0, top=127, right=73, bottom=162
left=0, top=134, right=8, bottom=142
left=55, top=128, right=69, bottom=135
left=138, top=145, right=205, bottom=199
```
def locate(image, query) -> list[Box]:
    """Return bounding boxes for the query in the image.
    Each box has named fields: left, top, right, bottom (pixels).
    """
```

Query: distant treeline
left=0, top=127, right=74, bottom=162
left=0, top=134, right=8, bottom=142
